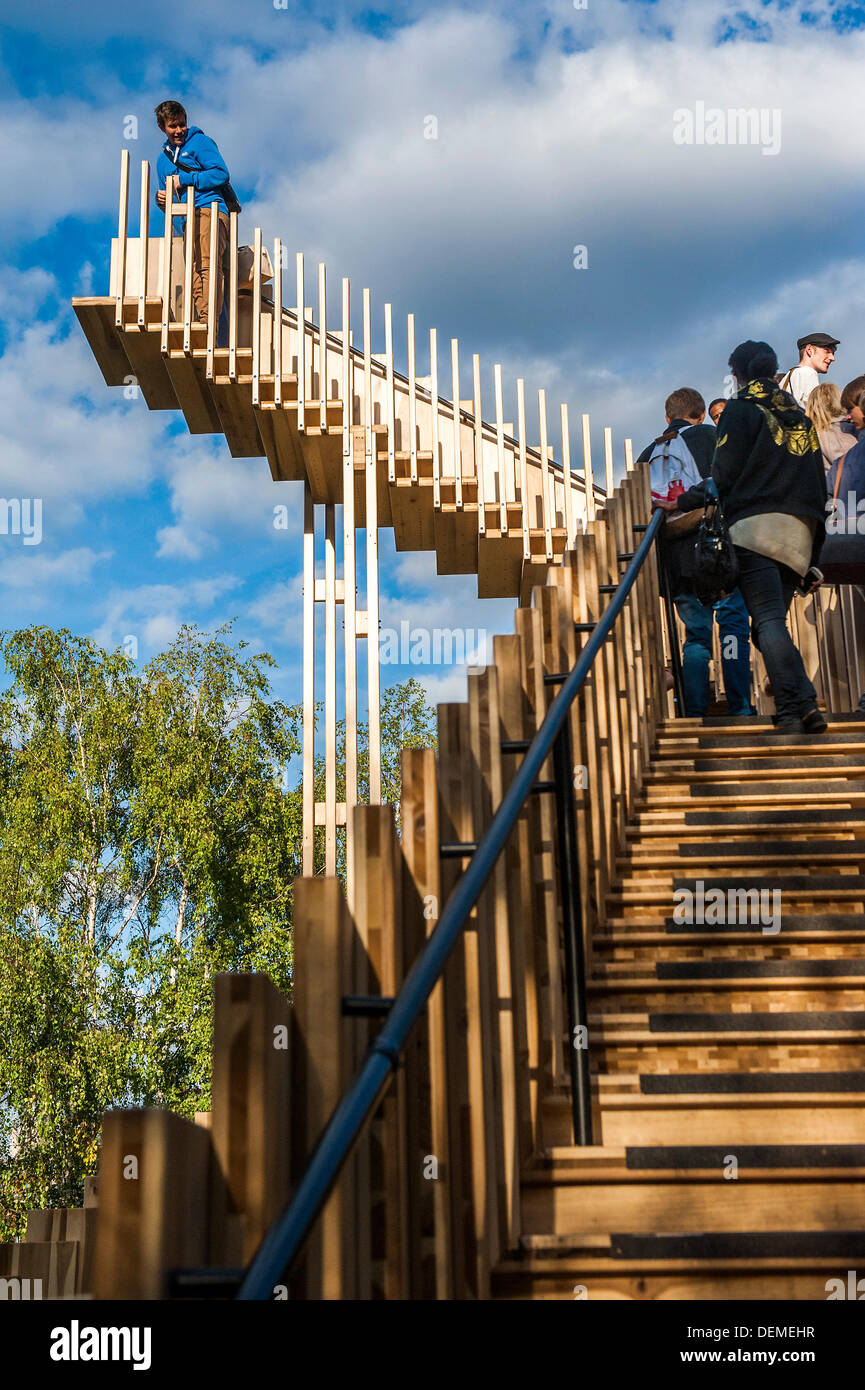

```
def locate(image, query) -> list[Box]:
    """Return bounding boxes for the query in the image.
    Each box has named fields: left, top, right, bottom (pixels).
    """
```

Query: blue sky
left=2, top=0, right=864, bottom=726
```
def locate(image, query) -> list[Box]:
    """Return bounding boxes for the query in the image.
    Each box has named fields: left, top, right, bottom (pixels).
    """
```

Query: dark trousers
left=734, top=547, right=817, bottom=721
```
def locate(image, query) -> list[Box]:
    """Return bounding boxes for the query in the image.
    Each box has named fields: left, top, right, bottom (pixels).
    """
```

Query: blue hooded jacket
left=156, top=126, right=230, bottom=219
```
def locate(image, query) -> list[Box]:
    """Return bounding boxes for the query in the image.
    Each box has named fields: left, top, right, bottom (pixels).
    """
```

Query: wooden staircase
left=494, top=714, right=865, bottom=1300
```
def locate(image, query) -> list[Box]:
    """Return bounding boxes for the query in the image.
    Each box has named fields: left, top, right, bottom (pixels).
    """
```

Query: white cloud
left=0, top=545, right=110, bottom=590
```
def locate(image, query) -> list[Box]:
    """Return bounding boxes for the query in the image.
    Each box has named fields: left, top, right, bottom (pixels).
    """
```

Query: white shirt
left=780, top=364, right=820, bottom=411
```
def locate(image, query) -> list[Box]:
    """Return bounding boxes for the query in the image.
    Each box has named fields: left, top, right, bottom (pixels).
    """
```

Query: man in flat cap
left=779, top=332, right=840, bottom=410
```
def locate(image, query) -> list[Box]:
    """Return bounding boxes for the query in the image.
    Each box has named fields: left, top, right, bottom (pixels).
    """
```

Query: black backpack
left=691, top=478, right=739, bottom=604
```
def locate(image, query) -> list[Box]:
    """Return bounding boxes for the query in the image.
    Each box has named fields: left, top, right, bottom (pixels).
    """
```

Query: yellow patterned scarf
left=735, top=377, right=821, bottom=457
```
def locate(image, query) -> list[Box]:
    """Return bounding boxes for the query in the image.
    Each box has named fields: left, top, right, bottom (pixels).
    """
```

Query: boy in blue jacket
left=155, top=100, right=231, bottom=328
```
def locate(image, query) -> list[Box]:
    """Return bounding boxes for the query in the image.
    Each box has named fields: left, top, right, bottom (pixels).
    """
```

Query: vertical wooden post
left=291, top=878, right=359, bottom=1299
left=400, top=748, right=454, bottom=1299
left=385, top=303, right=396, bottom=483
left=209, top=974, right=292, bottom=1268
left=206, top=200, right=218, bottom=377
left=451, top=339, right=463, bottom=508
left=473, top=354, right=485, bottom=534
left=252, top=226, right=262, bottom=405
left=430, top=327, right=440, bottom=510
left=92, top=1109, right=211, bottom=1299
left=115, top=148, right=130, bottom=327
left=160, top=173, right=175, bottom=354
left=517, top=378, right=530, bottom=561
left=302, top=487, right=315, bottom=875
left=561, top=402, right=574, bottom=546
left=364, top=289, right=381, bottom=805
left=604, top=424, right=615, bottom=496
left=228, top=211, right=239, bottom=380
left=318, top=262, right=327, bottom=432
left=182, top=185, right=194, bottom=354
left=296, top=252, right=305, bottom=430
left=343, top=279, right=358, bottom=824
left=137, top=159, right=149, bottom=329
left=408, top=313, right=418, bottom=484
left=325, top=503, right=337, bottom=875
left=272, top=238, right=283, bottom=403
left=582, top=412, right=595, bottom=523
left=494, top=364, right=507, bottom=534
left=538, top=389, right=552, bottom=560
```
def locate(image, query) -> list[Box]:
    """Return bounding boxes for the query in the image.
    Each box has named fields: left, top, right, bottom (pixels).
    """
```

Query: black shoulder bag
left=691, top=478, right=739, bottom=604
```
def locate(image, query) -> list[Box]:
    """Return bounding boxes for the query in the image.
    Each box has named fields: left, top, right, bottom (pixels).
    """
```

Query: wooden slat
left=295, top=252, right=305, bottom=428
left=399, top=747, right=453, bottom=1299
left=160, top=173, right=174, bottom=353
left=291, top=877, right=359, bottom=1299
left=468, top=666, right=522, bottom=1247
left=228, top=212, right=239, bottom=380
left=451, top=339, right=463, bottom=508
left=430, top=328, right=440, bottom=510
left=209, top=973, right=292, bottom=1266
left=137, top=159, right=149, bottom=328
left=351, top=805, right=410, bottom=1298
left=182, top=185, right=194, bottom=354
left=206, top=199, right=219, bottom=377
left=582, top=412, right=595, bottom=523
left=538, top=388, right=552, bottom=560
left=115, top=148, right=130, bottom=326
left=318, top=262, right=327, bottom=432
left=473, top=354, right=485, bottom=534
left=517, top=378, right=530, bottom=561
left=252, top=226, right=262, bottom=405
left=437, top=702, right=493, bottom=1298
left=385, top=302, right=396, bottom=483
left=302, top=486, right=315, bottom=874
left=91, top=1108, right=211, bottom=1298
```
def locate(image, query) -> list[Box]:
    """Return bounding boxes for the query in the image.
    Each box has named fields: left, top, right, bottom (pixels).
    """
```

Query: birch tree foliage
left=0, top=622, right=301, bottom=1237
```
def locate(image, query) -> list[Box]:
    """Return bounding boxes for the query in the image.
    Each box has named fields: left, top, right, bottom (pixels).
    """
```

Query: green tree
left=0, top=623, right=301, bottom=1237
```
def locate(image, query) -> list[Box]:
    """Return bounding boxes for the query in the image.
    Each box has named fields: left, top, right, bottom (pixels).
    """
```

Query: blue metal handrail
left=236, top=505, right=666, bottom=1299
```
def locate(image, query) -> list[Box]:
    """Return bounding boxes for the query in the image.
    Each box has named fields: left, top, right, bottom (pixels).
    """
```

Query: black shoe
left=801, top=708, right=828, bottom=734
left=773, top=716, right=804, bottom=734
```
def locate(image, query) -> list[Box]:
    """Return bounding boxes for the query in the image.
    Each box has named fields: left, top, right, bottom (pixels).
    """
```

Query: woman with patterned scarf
left=713, top=340, right=828, bottom=735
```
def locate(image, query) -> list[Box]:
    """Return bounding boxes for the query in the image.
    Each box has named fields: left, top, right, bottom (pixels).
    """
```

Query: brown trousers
left=192, top=207, right=229, bottom=324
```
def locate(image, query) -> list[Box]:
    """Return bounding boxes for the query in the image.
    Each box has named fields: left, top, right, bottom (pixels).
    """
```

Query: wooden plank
left=163, top=354, right=221, bottom=434
left=318, top=262, right=327, bottom=432
left=72, top=301, right=132, bottom=387
left=209, top=973, right=292, bottom=1267
left=514, top=605, right=566, bottom=1090
left=137, top=160, right=149, bottom=328
left=582, top=413, right=596, bottom=523
left=160, top=172, right=174, bottom=353
left=365, top=290, right=382, bottom=806
left=468, top=666, right=522, bottom=1249
left=385, top=303, right=396, bottom=483
left=437, top=702, right=492, bottom=1299
left=252, top=227, right=262, bottom=405
left=291, top=877, right=358, bottom=1299
left=228, top=212, right=239, bottom=379
left=325, top=503, right=337, bottom=875
left=121, top=326, right=179, bottom=411
left=351, top=805, right=410, bottom=1298
left=91, top=1108, right=211, bottom=1298
left=400, top=747, right=453, bottom=1299
left=343, top=279, right=358, bottom=829
left=302, top=486, right=315, bottom=875
left=430, top=328, right=440, bottom=510
left=181, top=185, right=194, bottom=353
left=450, top=339, right=463, bottom=508
left=538, top=389, right=553, bottom=560
left=473, top=354, right=485, bottom=535
left=115, top=149, right=130, bottom=326
left=493, top=632, right=544, bottom=1157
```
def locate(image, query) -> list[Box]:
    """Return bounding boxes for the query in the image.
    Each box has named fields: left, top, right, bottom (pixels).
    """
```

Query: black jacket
left=712, top=379, right=827, bottom=568
left=637, top=418, right=716, bottom=585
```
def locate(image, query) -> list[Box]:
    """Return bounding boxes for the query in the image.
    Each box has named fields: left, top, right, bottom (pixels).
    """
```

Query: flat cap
left=797, top=332, right=840, bottom=351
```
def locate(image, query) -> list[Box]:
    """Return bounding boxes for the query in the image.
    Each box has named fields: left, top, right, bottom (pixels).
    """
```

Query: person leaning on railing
left=713, top=340, right=828, bottom=736
left=154, top=99, right=231, bottom=329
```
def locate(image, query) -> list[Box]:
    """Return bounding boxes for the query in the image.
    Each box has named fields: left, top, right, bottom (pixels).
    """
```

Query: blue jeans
left=674, top=587, right=753, bottom=717
left=734, top=548, right=816, bottom=722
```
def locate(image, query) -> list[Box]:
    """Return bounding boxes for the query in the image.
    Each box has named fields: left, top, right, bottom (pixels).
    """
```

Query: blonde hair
left=807, top=381, right=844, bottom=431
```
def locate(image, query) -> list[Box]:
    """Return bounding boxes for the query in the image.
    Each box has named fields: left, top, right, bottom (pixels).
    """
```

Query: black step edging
left=625, top=1143, right=865, bottom=1169
left=648, top=1010, right=865, bottom=1033
left=678, top=840, right=865, bottom=859
left=664, top=913, right=865, bottom=934
left=682, top=809, right=865, bottom=826
left=655, top=959, right=865, bottom=980
left=694, top=780, right=856, bottom=797
left=639, top=1071, right=865, bottom=1094
left=609, top=1231, right=865, bottom=1260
